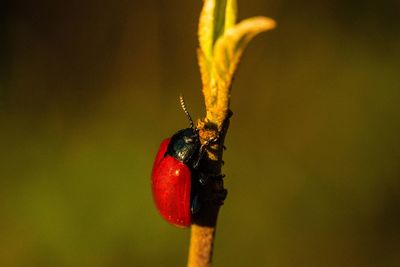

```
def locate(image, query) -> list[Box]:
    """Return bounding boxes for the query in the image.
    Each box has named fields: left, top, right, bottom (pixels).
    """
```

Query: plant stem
left=187, top=225, right=217, bottom=267
left=187, top=115, right=230, bottom=267
left=188, top=0, right=275, bottom=265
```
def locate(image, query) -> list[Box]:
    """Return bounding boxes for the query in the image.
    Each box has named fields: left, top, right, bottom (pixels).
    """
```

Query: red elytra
left=151, top=138, right=192, bottom=227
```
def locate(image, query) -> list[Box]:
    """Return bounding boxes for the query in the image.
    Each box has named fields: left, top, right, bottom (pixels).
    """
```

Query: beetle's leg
left=198, top=173, right=225, bottom=186
left=198, top=172, right=208, bottom=185
left=213, top=188, right=228, bottom=205
left=193, top=136, right=219, bottom=169
left=200, top=185, right=228, bottom=205
left=191, top=194, right=201, bottom=214
left=192, top=153, right=201, bottom=170
left=212, top=174, right=226, bottom=180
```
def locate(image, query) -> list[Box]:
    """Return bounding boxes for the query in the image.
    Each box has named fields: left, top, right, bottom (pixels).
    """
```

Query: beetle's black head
left=166, top=128, right=200, bottom=167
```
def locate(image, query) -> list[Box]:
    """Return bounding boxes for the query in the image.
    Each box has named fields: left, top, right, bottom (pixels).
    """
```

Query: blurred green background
left=1, top=0, right=400, bottom=266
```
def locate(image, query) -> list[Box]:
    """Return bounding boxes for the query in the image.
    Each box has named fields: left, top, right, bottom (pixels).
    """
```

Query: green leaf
left=198, top=0, right=216, bottom=63
left=198, top=0, right=236, bottom=63
left=224, top=0, right=237, bottom=32
left=197, top=1, right=276, bottom=124
left=212, top=16, right=276, bottom=93
left=213, top=0, right=228, bottom=47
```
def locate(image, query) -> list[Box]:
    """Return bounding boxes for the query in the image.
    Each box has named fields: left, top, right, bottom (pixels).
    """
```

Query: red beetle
left=151, top=97, right=203, bottom=227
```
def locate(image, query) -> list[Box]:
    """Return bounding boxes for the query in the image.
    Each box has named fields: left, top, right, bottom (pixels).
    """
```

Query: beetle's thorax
left=166, top=128, right=200, bottom=167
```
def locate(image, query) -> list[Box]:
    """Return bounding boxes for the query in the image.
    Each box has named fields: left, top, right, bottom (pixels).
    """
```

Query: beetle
left=151, top=96, right=212, bottom=227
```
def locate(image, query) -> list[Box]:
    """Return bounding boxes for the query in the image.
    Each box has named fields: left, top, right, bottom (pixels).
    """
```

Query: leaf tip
left=243, top=16, right=277, bottom=33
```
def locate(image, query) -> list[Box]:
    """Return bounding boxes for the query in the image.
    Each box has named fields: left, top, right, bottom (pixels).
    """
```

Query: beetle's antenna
left=179, top=95, right=195, bottom=130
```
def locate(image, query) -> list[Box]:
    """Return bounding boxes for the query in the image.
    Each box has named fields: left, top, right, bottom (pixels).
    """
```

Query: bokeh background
left=1, top=0, right=400, bottom=266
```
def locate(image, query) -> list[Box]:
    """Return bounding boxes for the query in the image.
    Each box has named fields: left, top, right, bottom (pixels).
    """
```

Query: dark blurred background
left=1, top=0, right=400, bottom=266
